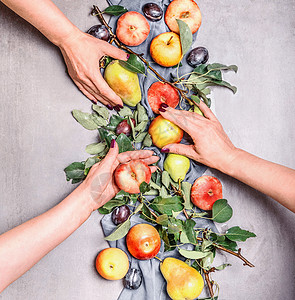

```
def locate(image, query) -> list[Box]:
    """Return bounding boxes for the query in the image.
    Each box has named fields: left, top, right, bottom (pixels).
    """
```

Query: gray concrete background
left=0, top=0, right=294, bottom=299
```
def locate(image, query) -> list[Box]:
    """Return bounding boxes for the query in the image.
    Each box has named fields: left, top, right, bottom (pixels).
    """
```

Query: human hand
left=59, top=30, right=128, bottom=110
left=159, top=102, right=238, bottom=173
left=81, top=140, right=159, bottom=211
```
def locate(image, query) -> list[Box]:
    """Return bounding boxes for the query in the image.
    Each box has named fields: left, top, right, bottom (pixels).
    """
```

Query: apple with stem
left=191, top=175, right=223, bottom=210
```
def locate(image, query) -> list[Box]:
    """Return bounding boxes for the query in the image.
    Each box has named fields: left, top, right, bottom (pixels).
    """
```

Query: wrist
left=218, top=147, right=243, bottom=176
left=53, top=26, right=83, bottom=48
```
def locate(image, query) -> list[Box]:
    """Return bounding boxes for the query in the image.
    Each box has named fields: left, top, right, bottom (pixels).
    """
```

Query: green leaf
left=116, top=133, right=134, bottom=153
left=140, top=203, right=156, bottom=224
left=201, top=239, right=214, bottom=252
left=119, top=54, right=145, bottom=74
left=101, top=199, right=127, bottom=211
left=98, top=207, right=111, bottom=214
left=181, top=181, right=192, bottom=210
left=72, top=110, right=99, bottom=130
left=85, top=156, right=100, bottom=169
left=150, top=196, right=183, bottom=216
left=167, top=217, right=183, bottom=240
left=64, top=162, right=86, bottom=184
left=215, top=237, right=238, bottom=252
left=226, top=226, right=256, bottom=242
left=207, top=63, right=238, bottom=73
left=183, top=219, right=197, bottom=243
left=191, top=95, right=200, bottom=104
left=212, top=199, right=233, bottom=223
left=201, top=251, right=214, bottom=268
left=91, top=113, right=108, bottom=127
left=139, top=182, right=151, bottom=194
left=156, top=214, right=169, bottom=226
left=98, top=128, right=116, bottom=148
left=105, top=115, right=124, bottom=132
left=198, top=297, right=218, bottom=300
left=134, top=132, right=147, bottom=143
left=133, top=203, right=144, bottom=215
left=119, top=106, right=133, bottom=118
left=160, top=185, right=169, bottom=198
left=143, top=133, right=152, bottom=147
left=92, top=104, right=109, bottom=120
left=179, top=249, right=210, bottom=260
left=134, top=121, right=148, bottom=132
left=128, top=116, right=136, bottom=140
left=176, top=19, right=193, bottom=56
left=103, top=5, right=128, bottom=16
left=215, top=263, right=231, bottom=270
left=162, top=171, right=171, bottom=189
left=105, top=219, right=131, bottom=241
left=85, top=142, right=107, bottom=155
left=150, top=181, right=161, bottom=190
left=136, top=103, right=149, bottom=123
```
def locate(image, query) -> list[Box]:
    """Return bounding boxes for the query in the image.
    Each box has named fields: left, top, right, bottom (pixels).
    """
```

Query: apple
left=96, top=248, right=129, bottom=280
left=114, top=160, right=152, bottom=194
left=148, top=116, right=183, bottom=148
left=165, top=0, right=202, bottom=34
left=150, top=32, right=182, bottom=67
left=148, top=82, right=180, bottom=114
left=191, top=175, right=223, bottom=210
left=126, top=224, right=161, bottom=260
left=164, top=154, right=190, bottom=182
left=116, top=11, right=150, bottom=46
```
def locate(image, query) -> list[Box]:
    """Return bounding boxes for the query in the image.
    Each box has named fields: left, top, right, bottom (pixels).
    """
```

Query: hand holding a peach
left=159, top=102, right=238, bottom=174
left=81, top=140, right=159, bottom=211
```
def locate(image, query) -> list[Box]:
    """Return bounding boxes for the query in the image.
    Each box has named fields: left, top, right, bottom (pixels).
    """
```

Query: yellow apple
left=96, top=248, right=129, bottom=280
left=150, top=32, right=182, bottom=67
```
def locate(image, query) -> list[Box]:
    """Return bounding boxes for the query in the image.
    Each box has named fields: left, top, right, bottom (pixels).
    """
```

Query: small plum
left=116, top=118, right=136, bottom=136
left=124, top=268, right=143, bottom=290
left=111, top=205, right=131, bottom=225
left=142, top=3, right=163, bottom=22
left=87, top=25, right=110, bottom=41
left=186, top=47, right=209, bottom=67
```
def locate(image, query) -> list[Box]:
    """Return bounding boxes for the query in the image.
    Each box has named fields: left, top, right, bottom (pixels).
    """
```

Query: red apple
left=191, top=176, right=223, bottom=210
left=148, top=82, right=180, bottom=114
left=116, top=11, right=150, bottom=46
left=126, top=224, right=161, bottom=260
left=165, top=0, right=202, bottom=34
left=148, top=115, right=183, bottom=148
left=114, top=160, right=151, bottom=194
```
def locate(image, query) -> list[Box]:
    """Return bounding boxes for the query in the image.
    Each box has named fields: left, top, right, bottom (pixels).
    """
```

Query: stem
left=92, top=5, right=191, bottom=102
left=203, top=270, right=214, bottom=298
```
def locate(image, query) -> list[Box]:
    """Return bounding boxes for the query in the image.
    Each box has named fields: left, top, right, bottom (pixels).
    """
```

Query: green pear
left=104, top=60, right=141, bottom=107
left=163, top=154, right=190, bottom=182
left=160, top=257, right=204, bottom=300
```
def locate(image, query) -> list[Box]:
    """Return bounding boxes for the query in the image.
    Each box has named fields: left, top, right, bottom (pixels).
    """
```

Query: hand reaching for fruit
left=81, top=140, right=159, bottom=211
left=60, top=31, right=128, bottom=109
left=159, top=101, right=237, bottom=174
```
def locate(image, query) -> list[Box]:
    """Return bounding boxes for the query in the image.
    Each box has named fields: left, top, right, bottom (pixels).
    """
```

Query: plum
left=116, top=118, right=136, bottom=136
left=87, top=25, right=110, bottom=41
left=124, top=268, right=143, bottom=290
left=111, top=205, right=131, bottom=225
left=186, top=47, right=209, bottom=67
left=142, top=3, right=163, bottom=22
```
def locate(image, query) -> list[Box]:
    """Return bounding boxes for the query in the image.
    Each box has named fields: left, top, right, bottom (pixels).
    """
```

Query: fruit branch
left=92, top=5, right=192, bottom=103
left=203, top=270, right=214, bottom=298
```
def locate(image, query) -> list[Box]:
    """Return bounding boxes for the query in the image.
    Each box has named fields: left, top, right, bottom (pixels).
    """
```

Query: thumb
left=161, top=144, right=199, bottom=161
left=102, top=139, right=119, bottom=169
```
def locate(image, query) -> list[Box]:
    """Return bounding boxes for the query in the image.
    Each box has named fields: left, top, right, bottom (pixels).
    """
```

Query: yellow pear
left=104, top=60, right=141, bottom=107
left=160, top=257, right=204, bottom=300
left=163, top=154, right=190, bottom=182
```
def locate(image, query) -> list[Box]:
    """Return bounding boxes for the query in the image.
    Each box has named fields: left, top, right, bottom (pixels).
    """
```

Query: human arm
left=158, top=102, right=295, bottom=212
left=1, top=0, right=127, bottom=108
left=0, top=141, right=159, bottom=292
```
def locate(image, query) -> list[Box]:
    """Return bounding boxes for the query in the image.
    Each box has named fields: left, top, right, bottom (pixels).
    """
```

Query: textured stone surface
left=0, top=0, right=294, bottom=299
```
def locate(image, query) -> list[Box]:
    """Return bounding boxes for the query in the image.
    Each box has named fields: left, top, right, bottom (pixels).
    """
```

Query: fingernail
left=114, top=105, right=121, bottom=112
left=159, top=107, right=166, bottom=113
left=106, top=104, right=113, bottom=110
left=118, top=104, right=123, bottom=109
left=161, top=148, right=170, bottom=153
left=160, top=103, right=168, bottom=109
left=110, top=139, right=115, bottom=148
left=126, top=54, right=130, bottom=59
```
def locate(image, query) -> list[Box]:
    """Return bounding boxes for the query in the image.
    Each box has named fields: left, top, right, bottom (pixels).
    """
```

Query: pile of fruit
left=64, top=1, right=255, bottom=299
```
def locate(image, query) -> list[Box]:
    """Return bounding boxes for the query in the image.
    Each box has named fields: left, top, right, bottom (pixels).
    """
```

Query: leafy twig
left=203, top=270, right=214, bottom=298
left=91, top=5, right=192, bottom=104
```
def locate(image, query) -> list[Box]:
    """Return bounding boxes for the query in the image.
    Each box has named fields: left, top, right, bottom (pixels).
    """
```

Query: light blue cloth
left=101, top=1, right=216, bottom=299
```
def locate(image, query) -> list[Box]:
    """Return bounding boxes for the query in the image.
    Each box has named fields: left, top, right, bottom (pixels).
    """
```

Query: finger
left=161, top=144, right=199, bottom=161
left=102, top=43, right=128, bottom=60
left=141, top=155, right=160, bottom=165
left=196, top=101, right=218, bottom=121
left=117, top=150, right=156, bottom=163
left=90, top=71, right=123, bottom=107
left=74, top=80, right=97, bottom=103
left=159, top=107, right=202, bottom=132
left=150, top=166, right=158, bottom=173
left=100, top=139, right=119, bottom=170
